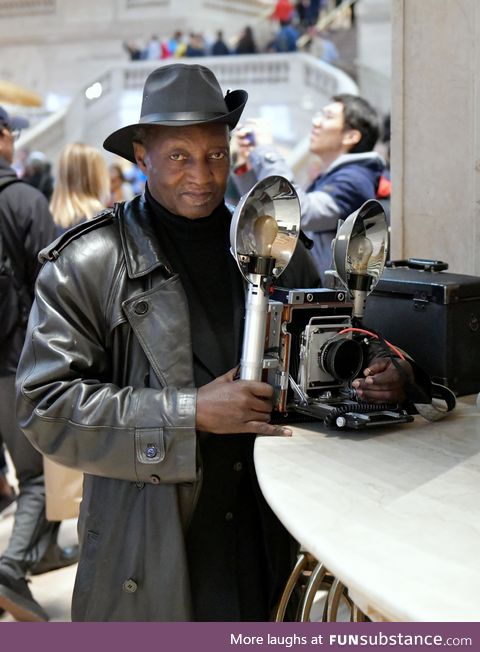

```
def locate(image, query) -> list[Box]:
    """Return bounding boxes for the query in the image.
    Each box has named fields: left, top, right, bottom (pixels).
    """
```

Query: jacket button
left=225, top=512, right=234, bottom=521
left=122, top=579, right=138, bottom=593
left=233, top=462, right=243, bottom=472
left=135, top=481, right=145, bottom=489
left=146, top=445, right=157, bottom=459
left=150, top=474, right=160, bottom=484
left=134, top=300, right=149, bottom=315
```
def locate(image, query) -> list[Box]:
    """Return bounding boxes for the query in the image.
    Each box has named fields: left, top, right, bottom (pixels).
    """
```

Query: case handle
left=386, top=258, right=448, bottom=272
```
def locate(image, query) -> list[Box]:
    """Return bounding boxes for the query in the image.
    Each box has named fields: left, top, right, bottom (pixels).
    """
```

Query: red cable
left=338, top=327, right=406, bottom=361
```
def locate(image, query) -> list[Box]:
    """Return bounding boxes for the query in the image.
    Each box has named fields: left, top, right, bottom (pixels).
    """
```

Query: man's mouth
left=182, top=190, right=213, bottom=204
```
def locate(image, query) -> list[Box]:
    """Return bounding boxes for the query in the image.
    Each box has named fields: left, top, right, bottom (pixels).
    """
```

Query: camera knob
left=336, top=416, right=347, bottom=428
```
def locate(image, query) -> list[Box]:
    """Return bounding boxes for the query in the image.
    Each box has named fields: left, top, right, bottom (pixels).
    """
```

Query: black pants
left=0, top=374, right=58, bottom=579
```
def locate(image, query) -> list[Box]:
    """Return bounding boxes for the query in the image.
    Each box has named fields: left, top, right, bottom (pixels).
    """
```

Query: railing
left=18, top=52, right=358, bottom=177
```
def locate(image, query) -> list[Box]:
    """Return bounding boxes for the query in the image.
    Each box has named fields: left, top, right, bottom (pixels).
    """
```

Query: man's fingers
left=355, top=378, right=402, bottom=391
left=247, top=421, right=292, bottom=437
left=364, top=374, right=402, bottom=388
left=244, top=380, right=274, bottom=398
left=355, top=387, right=404, bottom=403
left=363, top=359, right=389, bottom=377
left=354, top=369, right=401, bottom=389
left=246, top=397, right=273, bottom=414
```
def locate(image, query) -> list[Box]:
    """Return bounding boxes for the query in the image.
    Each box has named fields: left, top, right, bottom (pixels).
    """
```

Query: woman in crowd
left=50, top=142, right=110, bottom=234
left=235, top=26, right=257, bottom=54
left=109, top=162, right=134, bottom=205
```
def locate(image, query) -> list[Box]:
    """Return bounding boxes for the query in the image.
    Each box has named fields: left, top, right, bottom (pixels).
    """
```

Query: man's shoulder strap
left=0, top=177, right=23, bottom=254
left=39, top=208, right=115, bottom=263
left=0, top=176, right=23, bottom=194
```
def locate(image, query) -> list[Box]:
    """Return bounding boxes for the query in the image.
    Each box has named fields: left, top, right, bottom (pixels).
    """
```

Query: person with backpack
left=0, top=107, right=78, bottom=621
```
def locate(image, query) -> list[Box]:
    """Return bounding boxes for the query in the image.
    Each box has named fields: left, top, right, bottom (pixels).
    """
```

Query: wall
left=355, top=0, right=392, bottom=115
left=391, top=0, right=480, bottom=275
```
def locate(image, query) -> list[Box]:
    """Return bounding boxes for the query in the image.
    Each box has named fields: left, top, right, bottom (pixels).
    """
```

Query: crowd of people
left=12, top=146, right=144, bottom=225
left=0, top=56, right=402, bottom=622
left=122, top=1, right=356, bottom=63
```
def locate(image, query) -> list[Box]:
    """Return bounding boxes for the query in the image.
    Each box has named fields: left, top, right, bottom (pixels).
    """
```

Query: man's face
left=309, top=101, right=347, bottom=158
left=0, top=126, right=15, bottom=165
left=133, top=123, right=230, bottom=219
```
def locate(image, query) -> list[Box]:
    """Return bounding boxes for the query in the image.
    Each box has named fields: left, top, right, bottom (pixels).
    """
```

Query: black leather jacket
left=16, top=194, right=320, bottom=621
left=0, top=158, right=56, bottom=374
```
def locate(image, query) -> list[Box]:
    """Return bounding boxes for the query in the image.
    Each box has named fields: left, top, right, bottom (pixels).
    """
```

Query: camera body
left=265, top=287, right=413, bottom=429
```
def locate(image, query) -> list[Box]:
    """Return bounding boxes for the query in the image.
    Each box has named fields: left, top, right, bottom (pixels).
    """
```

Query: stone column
left=391, top=0, right=480, bottom=274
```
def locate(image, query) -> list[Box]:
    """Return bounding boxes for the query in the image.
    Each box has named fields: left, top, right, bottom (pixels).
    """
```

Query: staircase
left=18, top=52, right=358, bottom=183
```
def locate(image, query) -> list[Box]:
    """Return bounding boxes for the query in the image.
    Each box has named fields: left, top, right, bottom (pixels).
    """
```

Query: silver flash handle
left=352, top=289, right=368, bottom=319
left=240, top=273, right=269, bottom=381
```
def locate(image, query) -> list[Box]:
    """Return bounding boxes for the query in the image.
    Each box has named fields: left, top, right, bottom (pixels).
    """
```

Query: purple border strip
left=2, top=622, right=479, bottom=652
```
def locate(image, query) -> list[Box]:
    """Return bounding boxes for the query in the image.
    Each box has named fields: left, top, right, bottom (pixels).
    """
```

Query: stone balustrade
left=18, top=52, right=357, bottom=179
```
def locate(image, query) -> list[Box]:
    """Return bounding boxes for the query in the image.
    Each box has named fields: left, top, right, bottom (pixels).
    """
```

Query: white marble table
left=254, top=397, right=480, bottom=621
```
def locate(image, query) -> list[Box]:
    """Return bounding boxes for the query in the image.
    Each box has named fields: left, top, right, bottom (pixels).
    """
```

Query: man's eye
left=169, top=153, right=187, bottom=161
left=209, top=151, right=227, bottom=160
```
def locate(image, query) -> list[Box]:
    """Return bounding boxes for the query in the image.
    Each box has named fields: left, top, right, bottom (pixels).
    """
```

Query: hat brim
left=103, top=89, right=248, bottom=164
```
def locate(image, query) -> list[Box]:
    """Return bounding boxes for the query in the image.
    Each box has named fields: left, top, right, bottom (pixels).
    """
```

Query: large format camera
left=230, top=176, right=414, bottom=430
left=264, top=287, right=412, bottom=428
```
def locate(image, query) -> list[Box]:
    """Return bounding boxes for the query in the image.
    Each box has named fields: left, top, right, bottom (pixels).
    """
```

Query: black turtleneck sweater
left=145, top=187, right=289, bottom=622
left=146, top=185, right=242, bottom=386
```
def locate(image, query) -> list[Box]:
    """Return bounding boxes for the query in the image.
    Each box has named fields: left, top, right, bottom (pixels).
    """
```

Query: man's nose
left=188, top=158, right=213, bottom=183
left=311, top=112, right=324, bottom=128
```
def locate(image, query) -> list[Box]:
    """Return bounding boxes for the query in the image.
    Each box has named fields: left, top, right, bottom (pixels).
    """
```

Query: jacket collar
left=0, top=157, right=18, bottom=180
left=119, top=192, right=245, bottom=382
left=118, top=194, right=174, bottom=279
left=325, top=151, right=385, bottom=174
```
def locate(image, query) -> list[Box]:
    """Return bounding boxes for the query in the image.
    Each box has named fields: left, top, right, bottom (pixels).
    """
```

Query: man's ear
left=342, top=129, right=362, bottom=150
left=133, top=142, right=148, bottom=173
left=0, top=128, right=7, bottom=152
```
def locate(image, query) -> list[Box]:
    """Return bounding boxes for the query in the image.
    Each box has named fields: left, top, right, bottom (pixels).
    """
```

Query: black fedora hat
left=103, top=63, right=248, bottom=164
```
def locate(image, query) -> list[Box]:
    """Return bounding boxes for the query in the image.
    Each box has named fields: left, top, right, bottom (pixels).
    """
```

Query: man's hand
left=196, top=367, right=292, bottom=437
left=351, top=357, right=414, bottom=404
left=232, top=119, right=274, bottom=169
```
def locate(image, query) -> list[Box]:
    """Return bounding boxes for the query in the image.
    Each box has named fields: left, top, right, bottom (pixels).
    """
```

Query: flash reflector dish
left=333, top=199, right=388, bottom=294
left=230, top=175, right=301, bottom=282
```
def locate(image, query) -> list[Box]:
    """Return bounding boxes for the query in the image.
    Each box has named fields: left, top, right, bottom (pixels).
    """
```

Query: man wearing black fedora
left=16, top=64, right=411, bottom=621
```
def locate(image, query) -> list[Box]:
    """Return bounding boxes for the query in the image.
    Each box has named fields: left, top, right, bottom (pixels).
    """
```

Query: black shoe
left=0, top=570, right=49, bottom=621
left=30, top=543, right=79, bottom=576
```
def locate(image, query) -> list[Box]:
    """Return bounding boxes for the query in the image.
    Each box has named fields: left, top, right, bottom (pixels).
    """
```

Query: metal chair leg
left=325, top=577, right=350, bottom=621
left=351, top=603, right=368, bottom=622
left=299, top=561, right=328, bottom=621
left=273, top=552, right=310, bottom=622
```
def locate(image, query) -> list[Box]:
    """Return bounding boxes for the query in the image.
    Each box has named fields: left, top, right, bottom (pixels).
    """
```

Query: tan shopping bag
left=43, top=456, right=83, bottom=521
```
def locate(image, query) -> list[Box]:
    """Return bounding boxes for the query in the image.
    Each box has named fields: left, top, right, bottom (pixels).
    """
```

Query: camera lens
left=319, top=338, right=364, bottom=381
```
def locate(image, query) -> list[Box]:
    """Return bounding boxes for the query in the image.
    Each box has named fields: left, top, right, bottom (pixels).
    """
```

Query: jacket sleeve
left=23, top=190, right=56, bottom=289
left=15, top=254, right=197, bottom=485
left=5, top=183, right=57, bottom=293
left=232, top=145, right=343, bottom=233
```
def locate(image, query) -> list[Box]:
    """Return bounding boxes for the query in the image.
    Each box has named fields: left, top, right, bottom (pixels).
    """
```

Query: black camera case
left=364, top=262, right=480, bottom=396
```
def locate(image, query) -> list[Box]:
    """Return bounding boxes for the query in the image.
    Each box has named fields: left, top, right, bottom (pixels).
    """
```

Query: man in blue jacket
left=234, top=94, right=384, bottom=283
